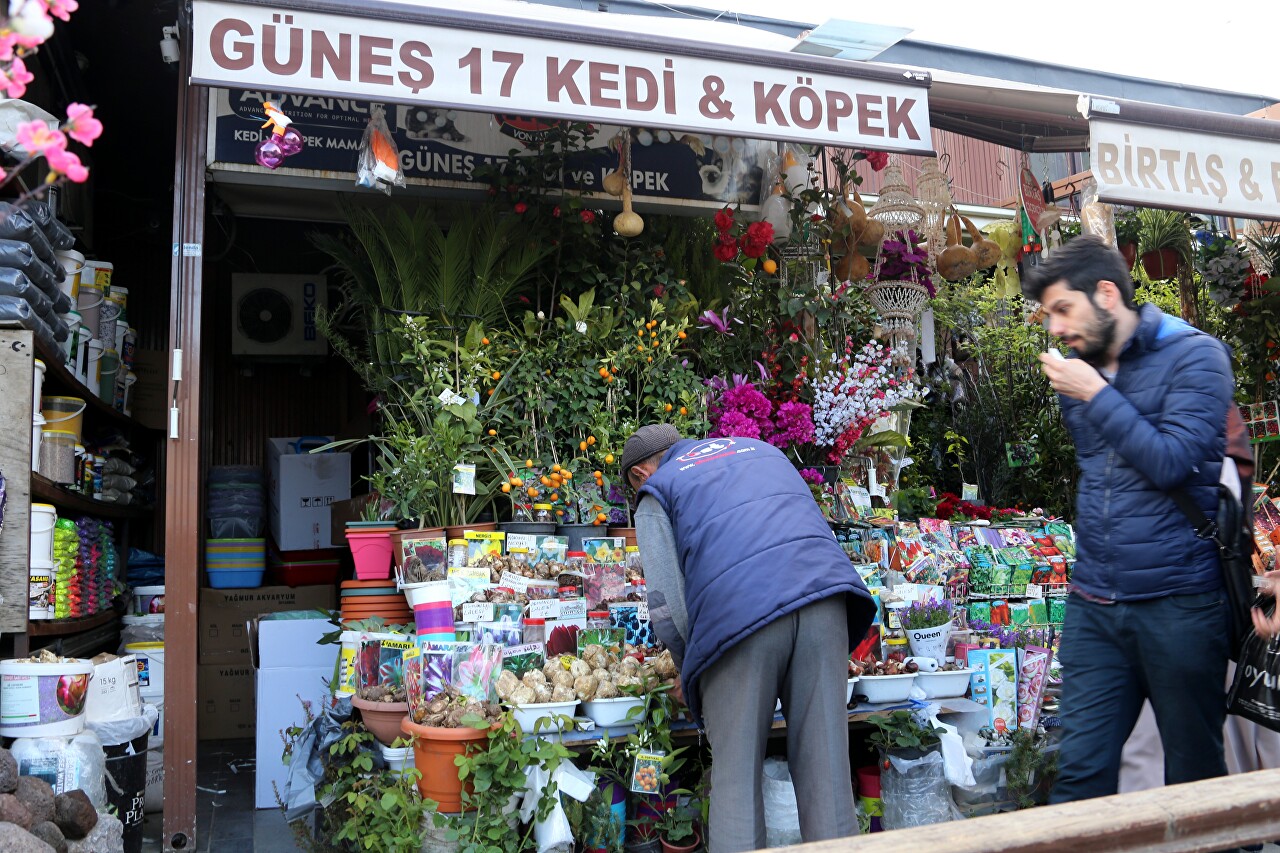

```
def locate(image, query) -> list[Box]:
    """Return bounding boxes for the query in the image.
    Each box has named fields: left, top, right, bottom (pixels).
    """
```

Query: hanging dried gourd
left=855, top=190, right=884, bottom=247
left=937, top=209, right=978, bottom=281
left=602, top=137, right=627, bottom=197
left=615, top=185, right=644, bottom=237
left=962, top=215, right=1002, bottom=269
left=835, top=247, right=870, bottom=283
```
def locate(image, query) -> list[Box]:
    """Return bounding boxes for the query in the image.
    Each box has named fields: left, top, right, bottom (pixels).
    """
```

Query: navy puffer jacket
left=638, top=437, right=875, bottom=722
left=1062, top=303, right=1233, bottom=601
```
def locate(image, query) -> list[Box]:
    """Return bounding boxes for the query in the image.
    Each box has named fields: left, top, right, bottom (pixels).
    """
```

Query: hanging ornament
left=867, top=159, right=924, bottom=234
left=915, top=157, right=953, bottom=277
left=760, top=179, right=792, bottom=244
left=603, top=134, right=627, bottom=197
left=613, top=133, right=644, bottom=238
left=254, top=101, right=305, bottom=170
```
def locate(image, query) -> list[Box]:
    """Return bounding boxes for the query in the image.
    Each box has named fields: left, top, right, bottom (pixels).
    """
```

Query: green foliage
left=564, top=787, right=624, bottom=853
left=916, top=284, right=1076, bottom=515
left=1136, top=208, right=1192, bottom=259
left=442, top=712, right=574, bottom=853
left=1114, top=209, right=1141, bottom=246
left=320, top=724, right=435, bottom=853
left=1005, top=729, right=1059, bottom=809
left=867, top=710, right=945, bottom=753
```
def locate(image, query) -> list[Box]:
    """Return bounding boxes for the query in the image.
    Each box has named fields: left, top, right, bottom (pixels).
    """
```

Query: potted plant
left=486, top=444, right=558, bottom=535
left=867, top=709, right=945, bottom=759
left=1137, top=208, right=1191, bottom=280
left=900, top=599, right=954, bottom=661
left=567, top=785, right=626, bottom=853
left=1114, top=209, right=1140, bottom=268
left=350, top=631, right=412, bottom=746
left=651, top=799, right=700, bottom=853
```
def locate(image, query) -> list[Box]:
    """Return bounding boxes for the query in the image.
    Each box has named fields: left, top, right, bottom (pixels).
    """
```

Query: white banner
left=191, top=0, right=932, bottom=152
left=1090, top=118, right=1280, bottom=219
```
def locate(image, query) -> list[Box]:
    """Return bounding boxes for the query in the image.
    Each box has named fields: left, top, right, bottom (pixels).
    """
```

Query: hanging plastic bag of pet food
left=356, top=104, right=405, bottom=195
left=762, top=757, right=803, bottom=847
left=1079, top=177, right=1115, bottom=246
left=1228, top=598, right=1280, bottom=732
left=880, top=748, right=961, bottom=830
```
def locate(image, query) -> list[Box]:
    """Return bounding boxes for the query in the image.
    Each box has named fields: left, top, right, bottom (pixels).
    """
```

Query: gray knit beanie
left=619, top=424, right=681, bottom=483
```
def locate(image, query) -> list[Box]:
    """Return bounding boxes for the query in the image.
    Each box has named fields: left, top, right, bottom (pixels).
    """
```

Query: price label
left=1025, top=584, right=1044, bottom=599
left=559, top=598, right=587, bottom=620
left=527, top=598, right=560, bottom=619
left=499, top=571, right=531, bottom=592
left=462, top=602, right=495, bottom=623
left=637, top=602, right=650, bottom=621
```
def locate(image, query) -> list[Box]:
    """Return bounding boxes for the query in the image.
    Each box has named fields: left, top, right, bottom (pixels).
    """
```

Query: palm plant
left=312, top=202, right=551, bottom=395
left=1137, top=208, right=1192, bottom=259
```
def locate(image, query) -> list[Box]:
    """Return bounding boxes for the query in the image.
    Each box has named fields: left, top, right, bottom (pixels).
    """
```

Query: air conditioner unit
left=230, top=274, right=328, bottom=357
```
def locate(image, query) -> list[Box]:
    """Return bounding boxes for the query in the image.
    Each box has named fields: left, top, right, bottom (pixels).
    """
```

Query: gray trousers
left=699, top=595, right=856, bottom=853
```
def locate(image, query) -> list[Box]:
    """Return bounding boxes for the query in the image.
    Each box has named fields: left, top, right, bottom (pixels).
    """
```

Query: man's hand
left=1039, top=353, right=1108, bottom=402
left=1252, top=570, right=1280, bottom=638
left=670, top=675, right=685, bottom=707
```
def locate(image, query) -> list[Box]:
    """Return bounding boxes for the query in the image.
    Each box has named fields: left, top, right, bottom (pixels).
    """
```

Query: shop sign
left=191, top=0, right=932, bottom=152
left=208, top=87, right=776, bottom=207
left=1089, top=118, right=1280, bottom=220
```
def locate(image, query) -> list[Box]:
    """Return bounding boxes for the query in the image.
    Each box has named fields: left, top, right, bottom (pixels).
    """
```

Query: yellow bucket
left=41, top=396, right=85, bottom=442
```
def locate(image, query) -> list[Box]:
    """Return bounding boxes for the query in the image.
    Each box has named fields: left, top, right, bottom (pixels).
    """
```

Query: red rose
left=860, top=149, right=890, bottom=171
left=740, top=220, right=774, bottom=258
left=714, top=207, right=735, bottom=232
left=514, top=202, right=528, bottom=214
left=552, top=206, right=561, bottom=218
left=580, top=210, right=596, bottom=224
left=712, top=233, right=740, bottom=262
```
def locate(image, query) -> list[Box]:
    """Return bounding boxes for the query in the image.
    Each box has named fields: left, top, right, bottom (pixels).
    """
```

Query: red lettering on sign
left=210, top=18, right=254, bottom=71
left=358, top=35, right=394, bottom=85
left=547, top=58, right=586, bottom=105
left=754, top=82, right=788, bottom=127
left=311, top=31, right=351, bottom=81
left=589, top=62, right=621, bottom=110
left=886, top=97, right=919, bottom=141
left=825, top=90, right=853, bottom=132
left=856, top=94, right=884, bottom=137
left=625, top=66, right=658, bottom=111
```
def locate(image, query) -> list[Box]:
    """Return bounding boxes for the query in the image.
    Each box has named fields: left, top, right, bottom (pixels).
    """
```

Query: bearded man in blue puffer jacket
left=619, top=426, right=876, bottom=853
left=1024, top=234, right=1234, bottom=803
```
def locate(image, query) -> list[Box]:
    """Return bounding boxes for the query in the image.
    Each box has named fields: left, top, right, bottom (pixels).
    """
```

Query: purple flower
left=606, top=484, right=626, bottom=504
left=799, top=467, right=825, bottom=485
left=711, top=410, right=762, bottom=439
left=770, top=401, right=815, bottom=449
left=697, top=307, right=742, bottom=335
left=720, top=384, right=772, bottom=420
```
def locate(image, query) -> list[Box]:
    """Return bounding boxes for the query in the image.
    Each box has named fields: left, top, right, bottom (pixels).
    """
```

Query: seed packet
left=356, top=635, right=414, bottom=691
left=501, top=643, right=546, bottom=677
left=450, top=643, right=503, bottom=702
left=969, top=649, right=1018, bottom=734
left=506, top=534, right=568, bottom=563
left=578, top=627, right=625, bottom=659
left=448, top=566, right=492, bottom=607
left=583, top=537, right=626, bottom=564
left=465, top=531, right=505, bottom=564
left=631, top=751, right=665, bottom=795
left=400, top=535, right=447, bottom=575
left=584, top=563, right=626, bottom=609
left=1027, top=599, right=1049, bottom=625
left=1016, top=646, right=1052, bottom=730
left=989, top=600, right=1011, bottom=625
left=475, top=620, right=523, bottom=647
left=610, top=602, right=654, bottom=648
left=968, top=601, right=992, bottom=624
left=1049, top=597, right=1068, bottom=625
left=1008, top=602, right=1031, bottom=626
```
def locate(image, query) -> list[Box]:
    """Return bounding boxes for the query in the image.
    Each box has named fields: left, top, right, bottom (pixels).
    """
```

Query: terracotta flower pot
left=401, top=716, right=490, bottom=812
left=607, top=526, right=638, bottom=548
left=351, top=696, right=408, bottom=746
left=1140, top=248, right=1182, bottom=280
left=444, top=522, right=497, bottom=540
left=661, top=830, right=701, bottom=853
left=1119, top=242, right=1138, bottom=268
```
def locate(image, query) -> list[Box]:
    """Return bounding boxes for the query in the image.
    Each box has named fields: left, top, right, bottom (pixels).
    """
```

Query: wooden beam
left=773, top=768, right=1280, bottom=853
left=162, top=17, right=208, bottom=852
left=0, top=330, right=33, bottom=636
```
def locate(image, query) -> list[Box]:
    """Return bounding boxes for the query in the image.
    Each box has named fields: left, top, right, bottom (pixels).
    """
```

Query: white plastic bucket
left=71, top=323, right=91, bottom=384
left=30, top=413, right=44, bottom=472
left=30, top=503, right=56, bottom=564
left=28, top=560, right=54, bottom=620
left=55, top=249, right=84, bottom=301
left=86, top=339, right=104, bottom=391
left=76, top=282, right=103, bottom=341
left=100, top=286, right=127, bottom=350
left=141, top=690, right=164, bottom=747
left=58, top=311, right=79, bottom=362
left=32, top=358, right=44, bottom=412
left=132, top=586, right=165, bottom=616
left=121, top=370, right=137, bottom=416
left=0, top=658, right=95, bottom=737
left=125, top=642, right=165, bottom=694
left=377, top=742, right=415, bottom=773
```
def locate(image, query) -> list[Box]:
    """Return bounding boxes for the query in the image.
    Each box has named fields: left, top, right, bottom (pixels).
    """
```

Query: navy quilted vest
left=1061, top=304, right=1234, bottom=600
left=638, top=436, right=875, bottom=721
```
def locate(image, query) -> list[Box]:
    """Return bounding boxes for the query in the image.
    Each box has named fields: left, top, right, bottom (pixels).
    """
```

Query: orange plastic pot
left=401, top=717, right=490, bottom=811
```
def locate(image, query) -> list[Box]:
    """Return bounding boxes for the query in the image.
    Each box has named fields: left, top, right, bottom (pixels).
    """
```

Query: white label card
left=527, top=598, right=560, bottom=619
left=499, top=571, right=531, bottom=592
left=1025, top=584, right=1044, bottom=599
left=637, top=602, right=650, bottom=621
left=462, top=602, right=495, bottom=622
left=559, top=598, right=587, bottom=620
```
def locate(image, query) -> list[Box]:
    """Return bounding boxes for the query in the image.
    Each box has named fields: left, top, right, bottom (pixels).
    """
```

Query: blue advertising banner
left=208, top=88, right=773, bottom=209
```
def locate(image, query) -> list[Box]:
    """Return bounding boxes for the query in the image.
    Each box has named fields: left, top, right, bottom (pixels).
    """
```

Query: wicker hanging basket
left=867, top=160, right=924, bottom=233
left=864, top=279, right=931, bottom=339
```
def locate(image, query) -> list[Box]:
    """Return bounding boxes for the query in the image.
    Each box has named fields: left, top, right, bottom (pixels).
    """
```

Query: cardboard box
left=199, top=585, right=335, bottom=664
left=267, top=437, right=352, bottom=551
left=198, top=662, right=256, bottom=740
left=329, top=495, right=377, bottom=547
left=253, top=615, right=335, bottom=808
left=130, top=349, right=168, bottom=431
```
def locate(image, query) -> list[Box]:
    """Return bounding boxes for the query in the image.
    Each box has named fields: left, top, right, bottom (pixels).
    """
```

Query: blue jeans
left=1049, top=590, right=1229, bottom=804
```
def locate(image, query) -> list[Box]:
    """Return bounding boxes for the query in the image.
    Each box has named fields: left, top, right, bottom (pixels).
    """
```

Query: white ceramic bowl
left=854, top=673, right=916, bottom=704
left=916, top=669, right=973, bottom=699
left=846, top=677, right=859, bottom=705
left=580, top=696, right=646, bottom=727
left=510, top=700, right=579, bottom=733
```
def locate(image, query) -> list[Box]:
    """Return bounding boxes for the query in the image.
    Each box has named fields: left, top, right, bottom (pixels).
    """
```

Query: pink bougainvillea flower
left=0, top=56, right=35, bottom=98
left=46, top=146, right=88, bottom=183
left=44, top=0, right=79, bottom=22
left=63, top=103, right=102, bottom=146
left=16, top=120, right=66, bottom=155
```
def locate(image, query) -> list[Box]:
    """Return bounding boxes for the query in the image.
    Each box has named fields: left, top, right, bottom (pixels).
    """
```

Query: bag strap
left=1168, top=487, right=1221, bottom=544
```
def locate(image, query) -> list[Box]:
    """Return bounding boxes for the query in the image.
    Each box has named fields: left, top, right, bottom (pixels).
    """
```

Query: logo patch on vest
left=675, top=438, right=755, bottom=469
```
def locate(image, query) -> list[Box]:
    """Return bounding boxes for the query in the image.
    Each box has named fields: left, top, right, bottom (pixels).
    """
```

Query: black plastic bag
left=0, top=296, right=65, bottom=360
left=0, top=237, right=66, bottom=301
left=0, top=267, right=68, bottom=337
left=0, top=202, right=57, bottom=267
left=1227, top=598, right=1280, bottom=732
left=24, top=200, right=75, bottom=250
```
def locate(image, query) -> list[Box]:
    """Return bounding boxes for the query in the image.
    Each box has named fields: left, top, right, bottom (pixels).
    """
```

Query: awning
left=1082, top=95, right=1280, bottom=219
left=189, top=0, right=935, bottom=153
left=928, top=69, right=1088, bottom=153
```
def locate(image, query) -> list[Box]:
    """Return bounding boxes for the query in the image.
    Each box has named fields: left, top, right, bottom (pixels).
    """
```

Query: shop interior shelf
left=31, top=472, right=152, bottom=519
left=35, top=338, right=156, bottom=433
left=26, top=609, right=119, bottom=637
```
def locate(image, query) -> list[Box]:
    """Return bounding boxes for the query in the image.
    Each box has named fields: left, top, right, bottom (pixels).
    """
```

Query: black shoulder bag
left=1168, top=483, right=1257, bottom=661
